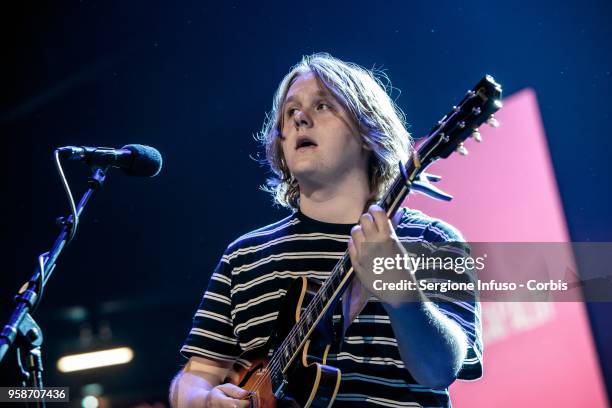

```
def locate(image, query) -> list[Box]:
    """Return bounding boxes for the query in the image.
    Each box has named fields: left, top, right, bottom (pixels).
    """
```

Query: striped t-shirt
left=181, top=208, right=482, bottom=407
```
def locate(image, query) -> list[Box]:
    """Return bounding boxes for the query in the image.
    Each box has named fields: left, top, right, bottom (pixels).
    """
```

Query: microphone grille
left=121, top=144, right=163, bottom=177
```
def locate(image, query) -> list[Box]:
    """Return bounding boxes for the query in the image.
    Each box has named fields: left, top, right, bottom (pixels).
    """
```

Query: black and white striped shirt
left=181, top=209, right=483, bottom=407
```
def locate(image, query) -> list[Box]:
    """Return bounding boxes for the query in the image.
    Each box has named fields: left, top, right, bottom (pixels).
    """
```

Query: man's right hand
left=202, top=383, right=250, bottom=408
left=170, top=356, right=251, bottom=408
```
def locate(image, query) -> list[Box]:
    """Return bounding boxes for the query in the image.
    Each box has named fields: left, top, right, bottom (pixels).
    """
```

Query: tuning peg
left=486, top=115, right=500, bottom=128
left=456, top=143, right=468, bottom=156
left=471, top=130, right=482, bottom=142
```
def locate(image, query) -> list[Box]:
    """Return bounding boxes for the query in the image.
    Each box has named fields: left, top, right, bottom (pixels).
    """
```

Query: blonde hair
left=258, top=53, right=411, bottom=209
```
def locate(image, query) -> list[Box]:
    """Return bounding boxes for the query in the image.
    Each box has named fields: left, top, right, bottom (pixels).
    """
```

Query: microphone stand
left=0, top=167, right=108, bottom=406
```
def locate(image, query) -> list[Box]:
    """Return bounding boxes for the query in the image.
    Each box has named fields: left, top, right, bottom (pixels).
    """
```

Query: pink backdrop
left=407, top=89, right=608, bottom=406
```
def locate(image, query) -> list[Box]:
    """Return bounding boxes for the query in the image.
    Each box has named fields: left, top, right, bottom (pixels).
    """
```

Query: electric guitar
left=229, top=75, right=503, bottom=407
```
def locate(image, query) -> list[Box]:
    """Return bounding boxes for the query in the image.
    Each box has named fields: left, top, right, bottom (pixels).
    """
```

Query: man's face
left=280, top=71, right=369, bottom=188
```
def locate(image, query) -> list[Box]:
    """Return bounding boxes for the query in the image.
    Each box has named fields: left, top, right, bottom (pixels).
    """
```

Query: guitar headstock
left=414, top=75, right=502, bottom=172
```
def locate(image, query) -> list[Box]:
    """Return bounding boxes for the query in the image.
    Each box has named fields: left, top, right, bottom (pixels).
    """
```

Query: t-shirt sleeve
left=420, top=220, right=483, bottom=381
left=180, top=254, right=241, bottom=363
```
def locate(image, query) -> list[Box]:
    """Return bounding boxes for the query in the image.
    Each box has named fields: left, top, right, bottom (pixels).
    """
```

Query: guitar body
left=229, top=277, right=342, bottom=408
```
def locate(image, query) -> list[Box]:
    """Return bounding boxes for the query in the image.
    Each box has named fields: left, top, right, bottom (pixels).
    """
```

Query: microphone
left=57, top=144, right=163, bottom=177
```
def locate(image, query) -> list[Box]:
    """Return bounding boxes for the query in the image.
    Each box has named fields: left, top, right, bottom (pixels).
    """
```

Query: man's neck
left=298, top=173, right=370, bottom=224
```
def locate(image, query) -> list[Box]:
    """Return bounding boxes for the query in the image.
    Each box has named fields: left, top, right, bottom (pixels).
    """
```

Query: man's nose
left=293, top=110, right=312, bottom=128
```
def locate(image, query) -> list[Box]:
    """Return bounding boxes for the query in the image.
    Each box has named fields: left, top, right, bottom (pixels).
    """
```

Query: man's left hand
left=347, top=205, right=418, bottom=307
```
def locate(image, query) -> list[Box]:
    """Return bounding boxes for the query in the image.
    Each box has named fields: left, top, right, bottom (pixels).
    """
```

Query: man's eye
left=317, top=103, right=331, bottom=111
left=286, top=108, right=297, bottom=117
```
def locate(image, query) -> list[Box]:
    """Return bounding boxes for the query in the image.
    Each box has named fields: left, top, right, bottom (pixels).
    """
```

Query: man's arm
left=348, top=205, right=469, bottom=389
left=170, top=356, right=249, bottom=408
left=382, top=298, right=468, bottom=389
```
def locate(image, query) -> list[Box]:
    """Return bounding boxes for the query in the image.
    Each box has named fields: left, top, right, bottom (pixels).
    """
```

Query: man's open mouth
left=296, top=136, right=317, bottom=150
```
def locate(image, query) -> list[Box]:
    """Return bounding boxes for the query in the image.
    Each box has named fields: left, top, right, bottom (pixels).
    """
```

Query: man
left=170, top=53, right=482, bottom=407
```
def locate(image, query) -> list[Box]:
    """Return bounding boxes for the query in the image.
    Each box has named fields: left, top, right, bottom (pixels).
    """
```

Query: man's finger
left=351, top=224, right=365, bottom=248
left=216, top=383, right=249, bottom=399
left=206, top=387, right=249, bottom=408
left=369, top=205, right=390, bottom=234
left=348, top=238, right=362, bottom=270
left=229, top=400, right=251, bottom=408
left=359, top=212, right=377, bottom=236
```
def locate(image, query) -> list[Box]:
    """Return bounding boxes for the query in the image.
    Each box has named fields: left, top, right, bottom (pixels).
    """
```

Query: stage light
left=57, top=346, right=134, bottom=373
left=81, top=395, right=99, bottom=408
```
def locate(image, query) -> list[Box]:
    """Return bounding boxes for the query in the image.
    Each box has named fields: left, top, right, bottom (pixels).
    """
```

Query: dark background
left=1, top=1, right=611, bottom=406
